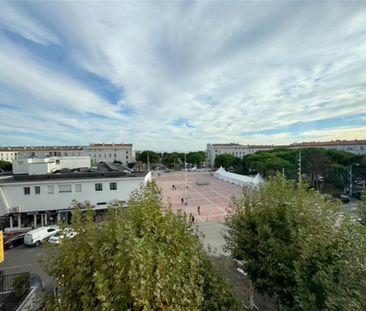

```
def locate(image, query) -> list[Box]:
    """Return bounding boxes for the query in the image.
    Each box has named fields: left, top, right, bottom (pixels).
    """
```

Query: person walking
left=181, top=197, right=184, bottom=204
left=197, top=205, right=201, bottom=216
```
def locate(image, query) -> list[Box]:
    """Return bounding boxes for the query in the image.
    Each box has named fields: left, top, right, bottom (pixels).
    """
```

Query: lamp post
left=349, top=163, right=359, bottom=196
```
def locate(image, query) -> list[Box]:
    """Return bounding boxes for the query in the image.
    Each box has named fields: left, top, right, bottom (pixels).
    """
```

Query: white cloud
left=0, top=2, right=366, bottom=150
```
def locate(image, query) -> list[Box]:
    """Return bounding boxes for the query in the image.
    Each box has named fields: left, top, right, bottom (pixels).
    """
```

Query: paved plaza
left=153, top=171, right=243, bottom=223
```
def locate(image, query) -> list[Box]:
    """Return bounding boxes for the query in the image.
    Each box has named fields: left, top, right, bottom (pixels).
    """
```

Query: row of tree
left=43, top=178, right=366, bottom=310
left=214, top=148, right=366, bottom=190
left=136, top=151, right=206, bottom=169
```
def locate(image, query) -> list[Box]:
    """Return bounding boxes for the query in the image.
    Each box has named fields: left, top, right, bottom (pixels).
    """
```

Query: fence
left=0, top=272, right=30, bottom=311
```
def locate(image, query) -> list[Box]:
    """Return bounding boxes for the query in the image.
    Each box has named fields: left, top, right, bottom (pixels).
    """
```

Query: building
left=0, top=147, right=20, bottom=163
left=206, top=143, right=275, bottom=166
left=0, top=159, right=151, bottom=233
left=84, top=143, right=135, bottom=165
left=207, top=139, right=366, bottom=166
left=0, top=143, right=135, bottom=165
left=289, top=140, right=366, bottom=155
left=12, top=156, right=91, bottom=175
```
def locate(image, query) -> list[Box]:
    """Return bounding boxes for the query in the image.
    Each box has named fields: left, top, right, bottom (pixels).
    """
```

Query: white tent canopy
left=214, top=167, right=264, bottom=187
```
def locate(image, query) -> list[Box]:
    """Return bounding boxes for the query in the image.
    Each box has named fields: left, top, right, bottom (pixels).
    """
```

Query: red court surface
left=153, top=171, right=243, bottom=223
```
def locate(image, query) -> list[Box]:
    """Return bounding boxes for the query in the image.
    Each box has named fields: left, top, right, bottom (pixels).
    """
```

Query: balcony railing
left=0, top=272, right=30, bottom=311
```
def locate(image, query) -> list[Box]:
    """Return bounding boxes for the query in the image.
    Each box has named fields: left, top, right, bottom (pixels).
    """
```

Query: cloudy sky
left=0, top=1, right=366, bottom=151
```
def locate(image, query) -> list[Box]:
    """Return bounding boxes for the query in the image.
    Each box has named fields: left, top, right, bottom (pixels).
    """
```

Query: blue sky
left=0, top=1, right=365, bottom=151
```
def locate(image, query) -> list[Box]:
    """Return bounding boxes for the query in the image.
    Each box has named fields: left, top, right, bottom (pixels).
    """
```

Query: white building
left=12, top=156, right=91, bottom=175
left=0, top=162, right=151, bottom=233
left=0, top=148, right=20, bottom=163
left=84, top=143, right=135, bottom=165
left=206, top=143, right=274, bottom=166
left=290, top=140, right=366, bottom=155
left=18, top=146, right=84, bottom=159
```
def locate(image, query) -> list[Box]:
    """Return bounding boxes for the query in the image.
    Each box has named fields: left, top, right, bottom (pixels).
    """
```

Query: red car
left=4, top=233, right=25, bottom=249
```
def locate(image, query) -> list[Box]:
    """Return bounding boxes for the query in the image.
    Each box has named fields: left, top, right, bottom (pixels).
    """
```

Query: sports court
left=153, top=171, right=243, bottom=223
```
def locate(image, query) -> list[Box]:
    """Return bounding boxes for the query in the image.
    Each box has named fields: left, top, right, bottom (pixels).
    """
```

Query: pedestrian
left=191, top=214, right=195, bottom=224
left=181, top=197, right=184, bottom=204
left=197, top=205, right=201, bottom=216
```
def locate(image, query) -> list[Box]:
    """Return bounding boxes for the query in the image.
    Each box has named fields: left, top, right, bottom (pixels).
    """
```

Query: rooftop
left=0, top=162, right=147, bottom=184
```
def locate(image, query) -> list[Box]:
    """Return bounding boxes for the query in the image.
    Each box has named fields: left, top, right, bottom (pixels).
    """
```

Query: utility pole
left=298, top=149, right=302, bottom=184
left=147, top=152, right=150, bottom=171
left=349, top=163, right=359, bottom=196
left=184, top=153, right=188, bottom=206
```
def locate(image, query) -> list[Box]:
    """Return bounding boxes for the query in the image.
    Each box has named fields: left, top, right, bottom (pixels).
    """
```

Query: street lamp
left=349, top=163, right=359, bottom=196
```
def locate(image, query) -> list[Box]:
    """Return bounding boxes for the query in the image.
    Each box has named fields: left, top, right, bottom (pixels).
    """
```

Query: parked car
left=3, top=233, right=25, bottom=249
left=24, top=226, right=60, bottom=246
left=332, top=193, right=351, bottom=203
left=48, top=228, right=77, bottom=245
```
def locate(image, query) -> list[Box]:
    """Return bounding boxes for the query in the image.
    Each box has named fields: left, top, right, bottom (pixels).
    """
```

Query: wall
left=0, top=176, right=146, bottom=215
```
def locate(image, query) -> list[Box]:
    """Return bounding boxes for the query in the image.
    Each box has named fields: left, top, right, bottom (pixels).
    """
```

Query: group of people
left=173, top=184, right=201, bottom=218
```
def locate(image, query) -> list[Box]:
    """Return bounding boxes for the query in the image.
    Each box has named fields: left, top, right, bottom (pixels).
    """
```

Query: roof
left=88, top=144, right=133, bottom=148
left=211, top=143, right=244, bottom=147
left=291, top=140, right=366, bottom=147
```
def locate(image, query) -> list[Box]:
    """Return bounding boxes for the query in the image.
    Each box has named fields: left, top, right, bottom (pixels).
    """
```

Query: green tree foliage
left=214, top=154, right=237, bottom=169
left=136, top=150, right=161, bottom=164
left=358, top=194, right=366, bottom=226
left=225, top=176, right=366, bottom=310
left=161, top=152, right=184, bottom=169
left=186, top=151, right=206, bottom=167
left=43, top=182, right=238, bottom=311
left=0, top=160, right=12, bottom=172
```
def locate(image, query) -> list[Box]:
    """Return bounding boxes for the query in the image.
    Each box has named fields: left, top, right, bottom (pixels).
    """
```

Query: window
left=126, top=151, right=129, bottom=154
left=126, top=155, right=128, bottom=159
left=114, top=153, right=117, bottom=158
left=56, top=160, right=60, bottom=164
left=35, top=186, right=41, bottom=195
left=95, top=183, right=103, bottom=191
left=97, top=202, right=106, bottom=205
left=75, top=184, right=82, bottom=192
left=24, top=187, right=30, bottom=195
left=109, top=154, right=112, bottom=158
left=58, top=184, right=72, bottom=193
left=48, top=185, right=54, bottom=194
left=361, top=146, right=364, bottom=150
left=110, top=182, right=117, bottom=190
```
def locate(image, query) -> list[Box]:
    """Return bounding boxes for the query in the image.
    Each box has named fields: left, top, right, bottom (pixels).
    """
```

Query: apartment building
left=0, top=148, right=20, bottom=163
left=206, top=143, right=275, bottom=166
left=207, top=139, right=366, bottom=166
left=289, top=140, right=366, bottom=155
left=84, top=143, right=134, bottom=165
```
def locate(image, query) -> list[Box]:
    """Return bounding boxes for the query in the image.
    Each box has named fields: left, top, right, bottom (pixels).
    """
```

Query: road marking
left=1, top=264, right=31, bottom=270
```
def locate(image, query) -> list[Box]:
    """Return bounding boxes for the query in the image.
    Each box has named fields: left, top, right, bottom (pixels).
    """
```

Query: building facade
left=0, top=148, right=20, bottom=163
left=289, top=140, right=366, bottom=155
left=0, top=161, right=150, bottom=233
left=207, top=139, right=366, bottom=166
left=84, top=143, right=135, bottom=165
left=207, top=143, right=275, bottom=166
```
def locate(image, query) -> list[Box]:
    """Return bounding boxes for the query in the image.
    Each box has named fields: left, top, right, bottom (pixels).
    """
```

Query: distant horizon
left=1, top=138, right=365, bottom=153
left=1, top=2, right=365, bottom=149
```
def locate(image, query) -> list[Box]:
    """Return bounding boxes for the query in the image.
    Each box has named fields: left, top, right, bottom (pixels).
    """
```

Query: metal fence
left=0, top=272, right=30, bottom=311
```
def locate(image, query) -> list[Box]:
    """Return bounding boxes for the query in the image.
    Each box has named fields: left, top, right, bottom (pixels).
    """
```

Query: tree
left=225, top=175, right=366, bottom=310
left=214, top=154, right=237, bottom=169
left=186, top=152, right=206, bottom=167
left=358, top=194, right=366, bottom=226
left=42, top=182, right=238, bottom=310
left=0, top=160, right=12, bottom=172
left=136, top=150, right=160, bottom=164
left=161, top=152, right=184, bottom=169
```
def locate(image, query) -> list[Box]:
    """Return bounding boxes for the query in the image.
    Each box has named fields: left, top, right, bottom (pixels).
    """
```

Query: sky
left=0, top=1, right=366, bottom=151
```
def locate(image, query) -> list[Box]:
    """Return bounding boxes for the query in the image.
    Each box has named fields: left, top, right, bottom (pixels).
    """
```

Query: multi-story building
left=289, top=140, right=366, bottom=155
left=0, top=143, right=135, bottom=165
left=206, top=143, right=275, bottom=166
left=0, top=147, right=20, bottom=163
left=0, top=158, right=150, bottom=233
left=84, top=143, right=134, bottom=165
left=207, top=139, right=366, bottom=166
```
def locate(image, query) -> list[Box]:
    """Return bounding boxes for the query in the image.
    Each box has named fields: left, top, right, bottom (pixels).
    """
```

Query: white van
left=24, top=226, right=60, bottom=246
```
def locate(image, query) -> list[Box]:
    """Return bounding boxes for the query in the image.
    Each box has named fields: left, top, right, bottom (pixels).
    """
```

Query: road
left=0, top=244, right=53, bottom=290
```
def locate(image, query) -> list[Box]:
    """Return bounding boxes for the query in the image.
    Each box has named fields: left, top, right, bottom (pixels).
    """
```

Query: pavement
left=0, top=244, right=53, bottom=290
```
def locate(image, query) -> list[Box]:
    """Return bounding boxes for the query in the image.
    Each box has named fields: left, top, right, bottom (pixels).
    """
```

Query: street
left=0, top=244, right=53, bottom=290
